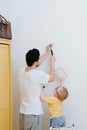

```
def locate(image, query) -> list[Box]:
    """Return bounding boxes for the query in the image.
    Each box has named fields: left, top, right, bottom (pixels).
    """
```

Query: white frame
left=55, top=66, right=68, bottom=80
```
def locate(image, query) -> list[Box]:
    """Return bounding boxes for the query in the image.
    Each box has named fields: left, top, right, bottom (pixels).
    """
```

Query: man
left=18, top=44, right=56, bottom=130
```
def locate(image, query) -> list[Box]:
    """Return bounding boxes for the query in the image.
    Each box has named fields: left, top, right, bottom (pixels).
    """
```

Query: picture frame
left=55, top=66, right=67, bottom=80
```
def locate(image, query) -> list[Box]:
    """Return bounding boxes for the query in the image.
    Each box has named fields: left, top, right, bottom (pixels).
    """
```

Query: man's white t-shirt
left=18, top=67, right=49, bottom=115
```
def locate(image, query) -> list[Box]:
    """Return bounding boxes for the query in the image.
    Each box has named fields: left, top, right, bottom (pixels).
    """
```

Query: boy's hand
left=60, top=77, right=65, bottom=87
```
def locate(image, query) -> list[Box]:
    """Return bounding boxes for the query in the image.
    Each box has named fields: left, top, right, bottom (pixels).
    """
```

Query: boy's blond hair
left=56, top=86, right=69, bottom=101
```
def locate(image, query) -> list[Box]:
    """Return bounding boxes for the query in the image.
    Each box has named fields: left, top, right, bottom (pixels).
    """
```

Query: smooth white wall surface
left=1, top=0, right=87, bottom=130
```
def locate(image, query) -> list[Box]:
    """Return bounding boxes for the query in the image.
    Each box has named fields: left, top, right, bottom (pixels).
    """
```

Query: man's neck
left=25, top=65, right=36, bottom=72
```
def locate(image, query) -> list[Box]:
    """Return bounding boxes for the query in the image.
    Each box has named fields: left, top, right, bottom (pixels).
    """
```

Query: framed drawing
left=55, top=66, right=68, bottom=80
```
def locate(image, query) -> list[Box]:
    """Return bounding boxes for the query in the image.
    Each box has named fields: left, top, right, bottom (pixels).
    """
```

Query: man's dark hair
left=25, top=48, right=40, bottom=66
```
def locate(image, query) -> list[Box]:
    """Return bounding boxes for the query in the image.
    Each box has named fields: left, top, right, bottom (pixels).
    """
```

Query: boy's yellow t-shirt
left=45, top=96, right=64, bottom=119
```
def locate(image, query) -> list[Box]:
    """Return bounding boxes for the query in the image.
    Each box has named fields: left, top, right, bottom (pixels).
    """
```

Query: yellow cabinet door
left=0, top=44, right=12, bottom=130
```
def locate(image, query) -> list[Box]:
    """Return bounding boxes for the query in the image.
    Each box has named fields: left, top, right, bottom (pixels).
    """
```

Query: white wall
left=1, top=0, right=87, bottom=130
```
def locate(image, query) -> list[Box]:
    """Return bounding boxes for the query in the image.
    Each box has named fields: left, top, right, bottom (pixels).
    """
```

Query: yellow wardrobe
left=0, top=38, right=13, bottom=130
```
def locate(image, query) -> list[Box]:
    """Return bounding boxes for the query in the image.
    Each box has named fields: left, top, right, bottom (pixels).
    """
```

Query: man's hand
left=45, top=44, right=53, bottom=54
